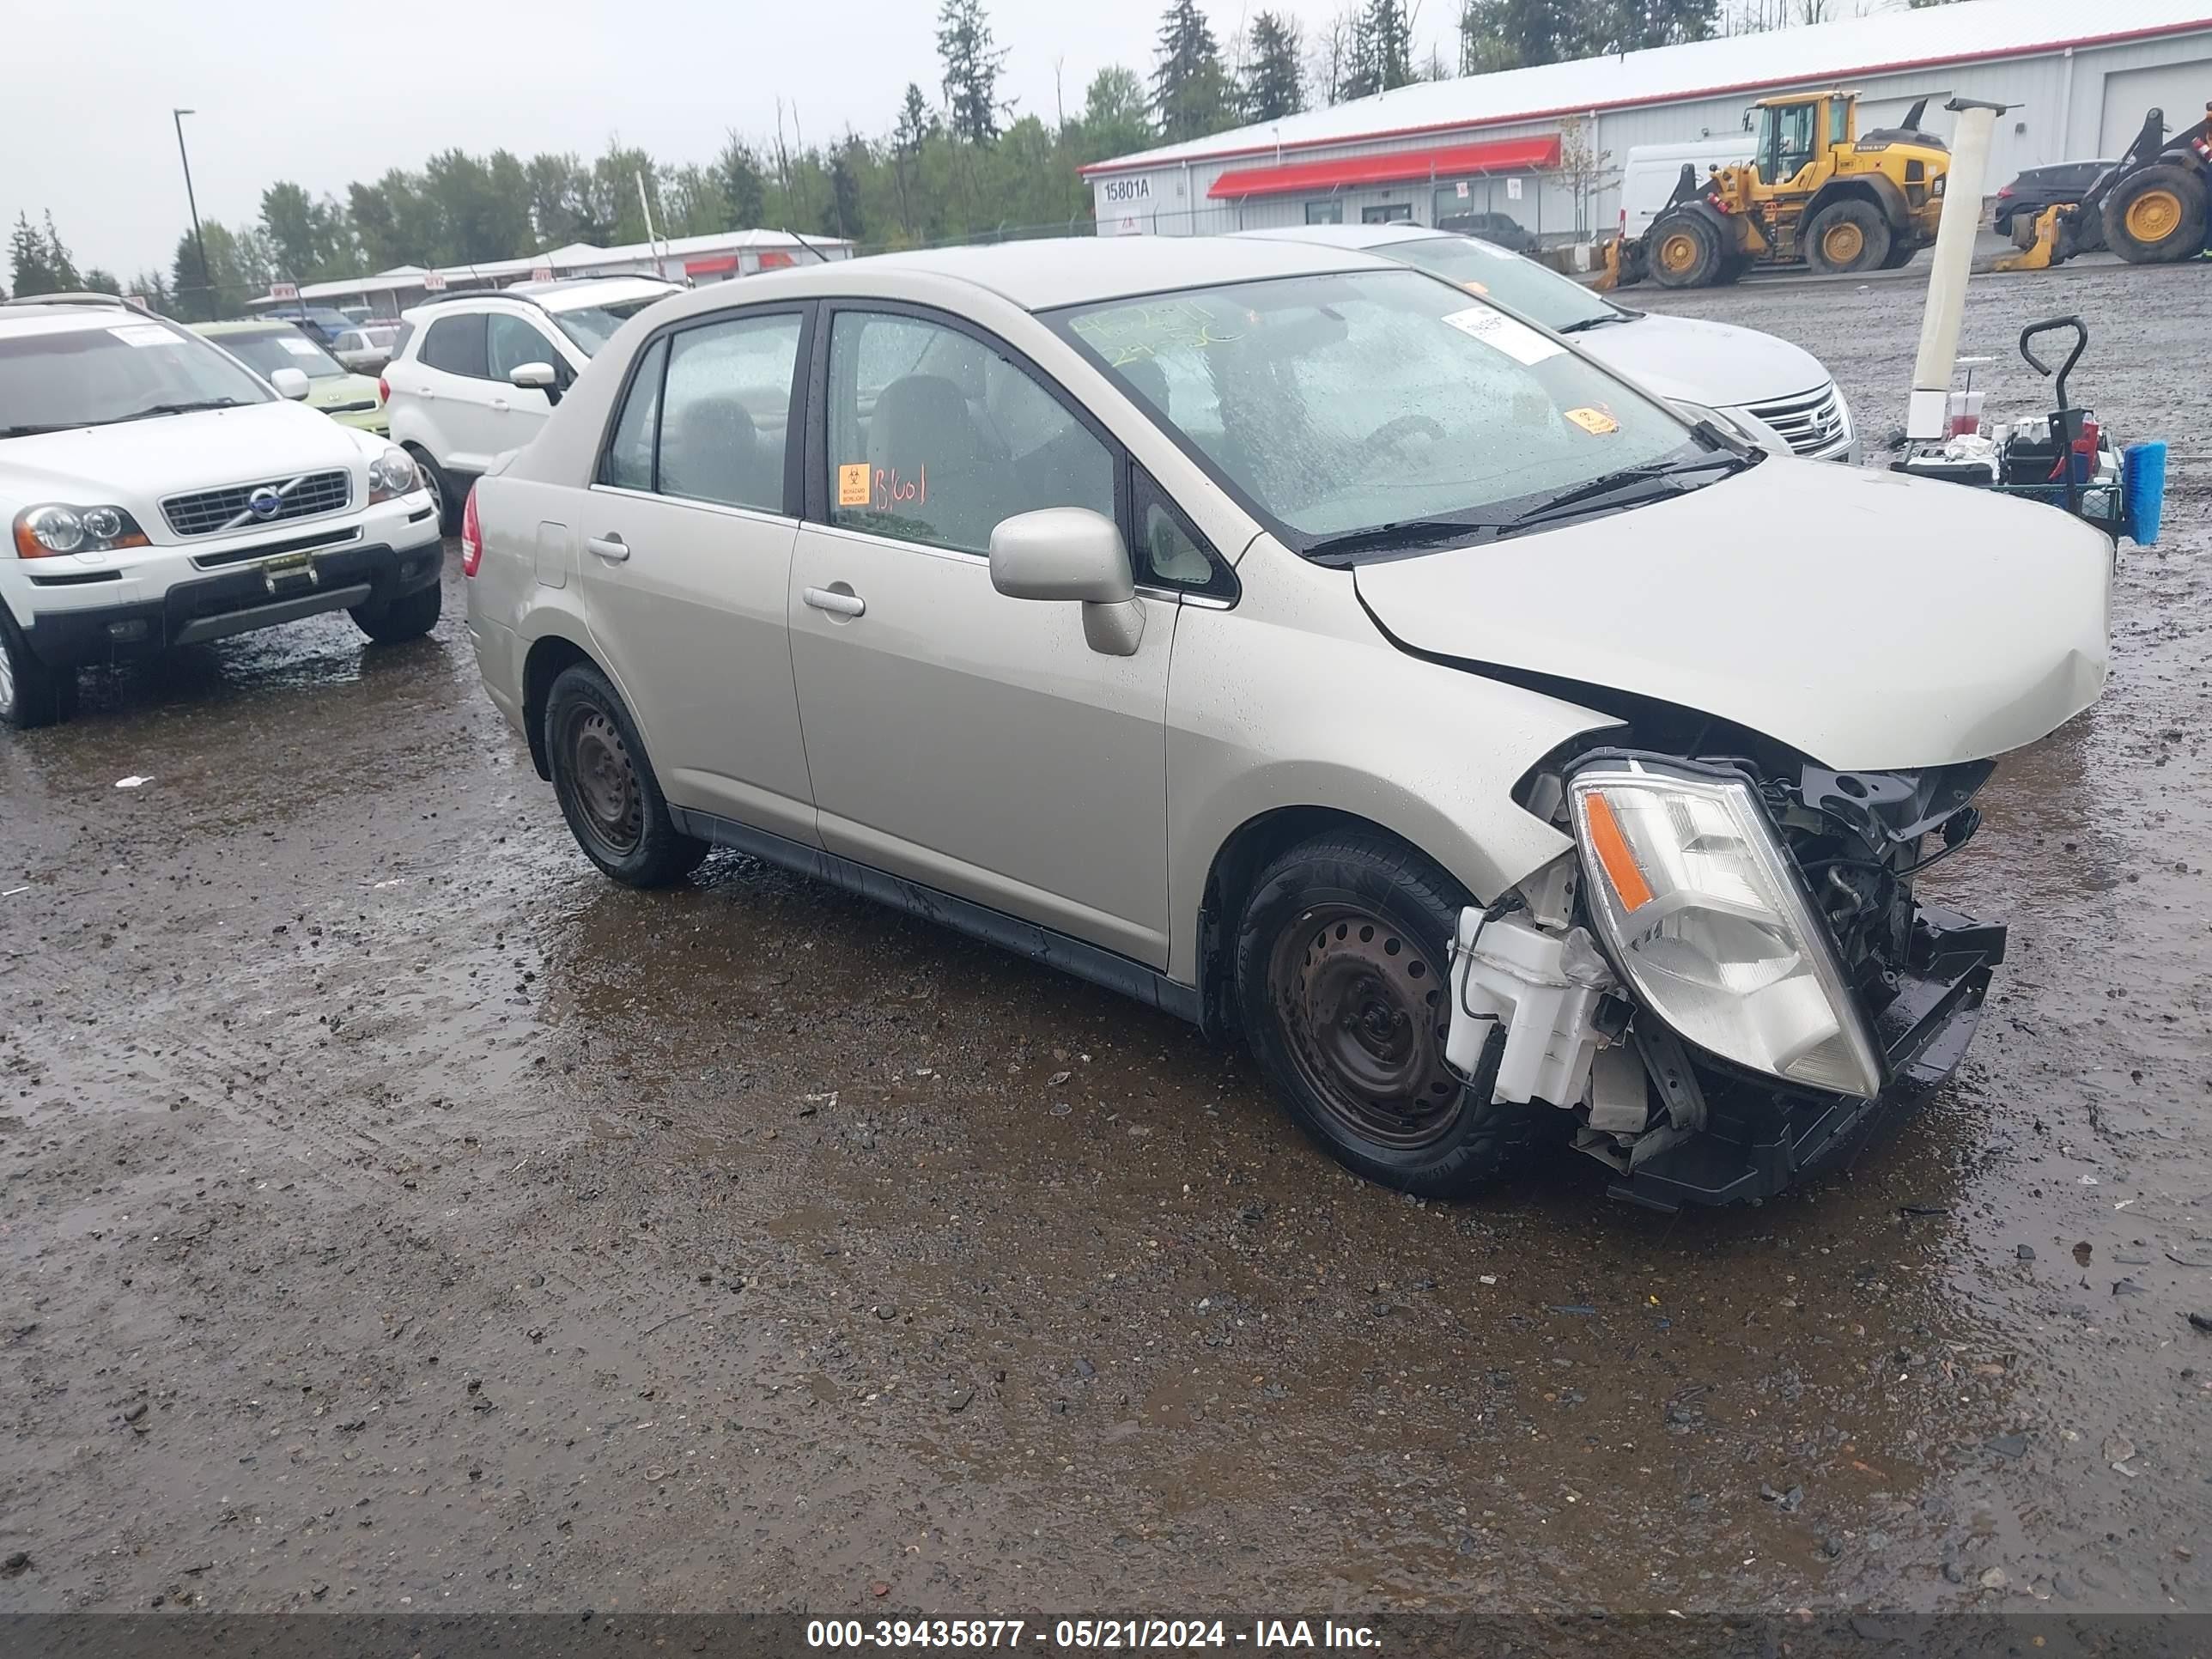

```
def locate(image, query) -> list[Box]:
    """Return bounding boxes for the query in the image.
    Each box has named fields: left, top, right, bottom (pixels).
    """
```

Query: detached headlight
left=1567, top=761, right=1883, bottom=1098
left=12, top=502, right=150, bottom=560
left=367, top=447, right=420, bottom=504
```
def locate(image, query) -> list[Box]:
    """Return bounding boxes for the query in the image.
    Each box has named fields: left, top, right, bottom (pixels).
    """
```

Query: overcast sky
left=8, top=0, right=1414, bottom=283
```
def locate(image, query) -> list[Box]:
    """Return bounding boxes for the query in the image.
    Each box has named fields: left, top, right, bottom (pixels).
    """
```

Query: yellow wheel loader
left=1606, top=91, right=1952, bottom=290
left=1996, top=102, right=2212, bottom=272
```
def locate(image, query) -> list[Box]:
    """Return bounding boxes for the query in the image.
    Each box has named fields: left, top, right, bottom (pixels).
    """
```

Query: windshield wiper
left=0, top=422, right=82, bottom=438
left=1505, top=450, right=1751, bottom=529
left=1556, top=313, right=1636, bottom=334
left=1304, top=515, right=1505, bottom=563
left=106, top=398, right=244, bottom=424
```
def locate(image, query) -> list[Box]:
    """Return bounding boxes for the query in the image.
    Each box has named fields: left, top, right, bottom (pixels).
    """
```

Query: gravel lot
left=2, top=257, right=2207, bottom=1617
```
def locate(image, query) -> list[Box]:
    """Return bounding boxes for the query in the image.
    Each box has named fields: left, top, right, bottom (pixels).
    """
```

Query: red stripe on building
left=1208, top=135, right=1563, bottom=199
left=1082, top=17, right=2212, bottom=178
left=685, top=255, right=739, bottom=276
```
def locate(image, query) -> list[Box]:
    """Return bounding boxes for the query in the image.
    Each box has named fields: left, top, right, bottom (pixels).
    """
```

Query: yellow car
left=191, top=320, right=388, bottom=435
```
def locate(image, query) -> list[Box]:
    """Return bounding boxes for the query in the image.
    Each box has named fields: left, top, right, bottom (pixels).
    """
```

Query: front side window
left=1053, top=268, right=1705, bottom=555
left=599, top=337, right=666, bottom=490
left=213, top=326, right=347, bottom=380
left=657, top=313, right=803, bottom=512
left=487, top=313, right=562, bottom=380
left=824, top=310, right=1115, bottom=556
left=2, top=319, right=271, bottom=435
left=1762, top=103, right=1816, bottom=182
left=420, top=313, right=489, bottom=378
left=550, top=297, right=665, bottom=357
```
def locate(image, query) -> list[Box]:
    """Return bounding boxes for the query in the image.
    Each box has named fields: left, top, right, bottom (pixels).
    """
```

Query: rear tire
left=408, top=446, right=462, bottom=535
left=543, top=661, right=708, bottom=888
left=0, top=610, right=76, bottom=730
left=1233, top=832, right=1554, bottom=1200
left=1649, top=210, right=1723, bottom=289
left=352, top=582, right=441, bottom=644
left=1803, top=199, right=1893, bottom=275
left=2102, top=164, right=2209, bottom=264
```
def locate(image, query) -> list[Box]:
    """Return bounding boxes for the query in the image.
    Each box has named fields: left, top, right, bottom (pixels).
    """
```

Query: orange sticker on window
left=1460, top=279, right=1490, bottom=296
left=838, top=464, right=871, bottom=507
left=1565, top=406, right=1620, bottom=435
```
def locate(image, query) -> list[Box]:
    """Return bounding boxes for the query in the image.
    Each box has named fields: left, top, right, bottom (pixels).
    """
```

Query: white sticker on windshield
left=108, top=324, right=177, bottom=349
left=1440, top=305, right=1561, bottom=367
left=279, top=337, right=321, bottom=356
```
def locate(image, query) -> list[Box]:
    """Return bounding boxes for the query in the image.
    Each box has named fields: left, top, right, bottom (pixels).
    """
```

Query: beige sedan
left=461, top=237, right=2107, bottom=1212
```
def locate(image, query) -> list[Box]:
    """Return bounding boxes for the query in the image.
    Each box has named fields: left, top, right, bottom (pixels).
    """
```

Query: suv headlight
left=1567, top=760, right=1883, bottom=1098
left=367, top=447, right=421, bottom=504
left=12, top=503, right=150, bottom=560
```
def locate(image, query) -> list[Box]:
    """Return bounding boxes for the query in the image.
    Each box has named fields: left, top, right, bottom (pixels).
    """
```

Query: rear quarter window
left=421, top=314, right=488, bottom=378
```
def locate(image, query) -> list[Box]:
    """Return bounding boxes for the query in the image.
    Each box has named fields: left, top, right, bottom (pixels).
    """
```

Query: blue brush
left=2123, top=441, right=2166, bottom=546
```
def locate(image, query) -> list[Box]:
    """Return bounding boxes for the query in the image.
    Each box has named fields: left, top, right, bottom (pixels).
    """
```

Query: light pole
left=172, top=108, right=210, bottom=313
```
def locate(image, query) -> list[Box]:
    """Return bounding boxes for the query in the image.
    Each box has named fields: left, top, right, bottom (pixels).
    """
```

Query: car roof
left=192, top=319, right=304, bottom=336
left=1233, top=223, right=1451, bottom=252
left=636, top=236, right=1393, bottom=322
left=0, top=303, right=161, bottom=339
left=400, top=275, right=678, bottom=323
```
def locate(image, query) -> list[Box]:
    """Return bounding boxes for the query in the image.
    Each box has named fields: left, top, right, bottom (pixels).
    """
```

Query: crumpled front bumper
left=1610, top=902, right=2007, bottom=1211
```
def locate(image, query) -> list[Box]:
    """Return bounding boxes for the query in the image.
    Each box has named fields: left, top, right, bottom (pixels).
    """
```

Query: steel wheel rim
left=564, top=706, right=642, bottom=857
left=0, top=636, right=15, bottom=719
left=2125, top=188, right=2182, bottom=242
left=1824, top=222, right=1864, bottom=264
left=1660, top=233, right=1698, bottom=273
left=1270, top=902, right=1462, bottom=1152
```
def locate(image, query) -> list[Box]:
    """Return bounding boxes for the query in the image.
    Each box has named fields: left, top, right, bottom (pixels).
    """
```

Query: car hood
left=1353, top=457, right=2112, bottom=772
left=0, top=401, right=370, bottom=517
left=307, top=374, right=385, bottom=411
left=1579, top=313, right=1832, bottom=410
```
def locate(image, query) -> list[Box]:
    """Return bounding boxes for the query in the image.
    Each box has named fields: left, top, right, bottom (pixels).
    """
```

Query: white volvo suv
left=0, top=294, right=441, bottom=728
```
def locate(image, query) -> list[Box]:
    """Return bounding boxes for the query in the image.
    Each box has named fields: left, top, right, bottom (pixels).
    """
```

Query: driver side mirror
left=988, top=507, right=1145, bottom=657
left=509, top=361, right=562, bottom=406
left=269, top=367, right=310, bottom=400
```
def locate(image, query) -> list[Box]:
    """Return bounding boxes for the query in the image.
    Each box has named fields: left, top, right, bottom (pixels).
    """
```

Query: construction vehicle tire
left=2008, top=217, right=2039, bottom=250
left=1716, top=253, right=1752, bottom=285
left=1878, top=240, right=1918, bottom=270
left=1649, top=211, right=1722, bottom=288
left=1804, top=200, right=1893, bottom=276
left=2102, top=164, right=2209, bottom=264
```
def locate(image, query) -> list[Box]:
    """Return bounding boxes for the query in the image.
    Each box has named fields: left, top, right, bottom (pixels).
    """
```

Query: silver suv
left=463, top=238, right=2111, bottom=1212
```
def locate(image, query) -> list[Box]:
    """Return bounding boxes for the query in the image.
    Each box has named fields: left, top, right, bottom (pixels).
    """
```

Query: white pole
left=1907, top=100, right=2004, bottom=442
left=635, top=170, right=665, bottom=280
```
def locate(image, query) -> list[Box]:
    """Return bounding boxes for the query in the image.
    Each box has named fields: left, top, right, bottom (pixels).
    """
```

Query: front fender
left=1163, top=538, right=1620, bottom=985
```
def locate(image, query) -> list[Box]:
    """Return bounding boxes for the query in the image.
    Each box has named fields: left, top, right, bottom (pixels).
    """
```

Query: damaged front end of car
left=1449, top=740, right=2006, bottom=1209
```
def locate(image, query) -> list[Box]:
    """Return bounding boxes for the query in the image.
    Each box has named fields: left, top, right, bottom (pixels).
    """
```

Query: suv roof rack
left=3, top=291, right=143, bottom=310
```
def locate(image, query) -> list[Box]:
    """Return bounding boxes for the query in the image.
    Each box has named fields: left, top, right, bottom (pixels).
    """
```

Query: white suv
left=0, top=294, right=441, bottom=729
left=381, top=277, right=678, bottom=530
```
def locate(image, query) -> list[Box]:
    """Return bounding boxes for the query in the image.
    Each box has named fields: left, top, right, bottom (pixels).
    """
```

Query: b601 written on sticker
left=840, top=462, right=927, bottom=513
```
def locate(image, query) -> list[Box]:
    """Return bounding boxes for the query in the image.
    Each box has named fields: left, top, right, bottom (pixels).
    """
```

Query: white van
left=1619, top=137, right=1755, bottom=239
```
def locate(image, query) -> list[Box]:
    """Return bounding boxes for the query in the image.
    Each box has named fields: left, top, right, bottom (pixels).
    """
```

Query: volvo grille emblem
left=247, top=486, right=284, bottom=520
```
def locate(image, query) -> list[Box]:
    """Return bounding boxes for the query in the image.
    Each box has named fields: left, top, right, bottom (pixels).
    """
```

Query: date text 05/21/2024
left=805, top=1620, right=1382, bottom=1650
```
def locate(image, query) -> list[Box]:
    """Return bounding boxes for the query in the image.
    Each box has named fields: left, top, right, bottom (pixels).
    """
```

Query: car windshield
left=1052, top=268, right=1705, bottom=551
left=212, top=326, right=348, bottom=380
left=550, top=297, right=665, bottom=356
left=1378, top=234, right=1626, bottom=332
left=0, top=317, right=270, bottom=435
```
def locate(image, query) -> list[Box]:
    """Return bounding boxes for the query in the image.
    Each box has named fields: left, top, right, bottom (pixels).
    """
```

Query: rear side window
left=657, top=313, right=804, bottom=512
left=420, top=313, right=488, bottom=378
left=599, top=337, right=667, bottom=490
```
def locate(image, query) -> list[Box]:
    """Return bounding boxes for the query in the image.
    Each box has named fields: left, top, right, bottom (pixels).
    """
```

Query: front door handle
left=490, top=397, right=511, bottom=412
left=802, top=585, right=866, bottom=618
left=586, top=534, right=630, bottom=562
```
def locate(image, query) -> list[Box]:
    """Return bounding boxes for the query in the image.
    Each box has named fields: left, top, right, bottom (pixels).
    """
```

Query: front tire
left=1803, top=199, right=1893, bottom=275
left=351, top=582, right=441, bottom=644
left=1233, top=833, right=1553, bottom=1199
left=543, top=661, right=708, bottom=888
left=1648, top=210, right=1722, bottom=288
left=0, top=611, right=77, bottom=730
left=2102, top=164, right=2209, bottom=264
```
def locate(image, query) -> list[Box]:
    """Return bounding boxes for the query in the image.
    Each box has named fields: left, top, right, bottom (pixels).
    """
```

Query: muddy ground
left=2, top=262, right=2208, bottom=1620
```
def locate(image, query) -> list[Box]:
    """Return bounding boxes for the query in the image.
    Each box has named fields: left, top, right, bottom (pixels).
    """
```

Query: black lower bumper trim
left=1608, top=902, right=2004, bottom=1211
left=22, top=537, right=443, bottom=668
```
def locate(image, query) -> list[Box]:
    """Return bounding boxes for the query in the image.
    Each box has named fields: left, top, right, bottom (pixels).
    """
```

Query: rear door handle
left=586, top=534, right=630, bottom=562
left=802, top=586, right=866, bottom=617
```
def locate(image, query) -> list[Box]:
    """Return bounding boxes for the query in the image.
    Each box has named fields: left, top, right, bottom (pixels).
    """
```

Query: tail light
left=460, top=484, right=483, bottom=578
left=1996, top=183, right=2014, bottom=198
left=377, top=374, right=390, bottom=404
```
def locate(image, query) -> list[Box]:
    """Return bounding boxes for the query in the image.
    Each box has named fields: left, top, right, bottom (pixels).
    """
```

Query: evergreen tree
left=1079, top=65, right=1155, bottom=164
left=1152, top=0, right=1234, bottom=143
left=8, top=214, right=58, bottom=297
left=714, top=135, right=769, bottom=227
left=1242, top=12, right=1306, bottom=122
left=83, top=267, right=121, bottom=295
left=937, top=0, right=1009, bottom=145
left=1342, top=0, right=1413, bottom=99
